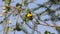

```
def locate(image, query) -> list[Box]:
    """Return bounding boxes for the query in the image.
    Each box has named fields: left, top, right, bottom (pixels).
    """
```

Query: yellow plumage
left=27, top=13, right=33, bottom=18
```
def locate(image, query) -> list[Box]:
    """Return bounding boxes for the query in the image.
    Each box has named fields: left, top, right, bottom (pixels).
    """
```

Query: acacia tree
left=0, top=0, right=60, bottom=34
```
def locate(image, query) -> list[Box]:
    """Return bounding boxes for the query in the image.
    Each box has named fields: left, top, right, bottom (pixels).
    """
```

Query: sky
left=0, top=0, right=59, bottom=34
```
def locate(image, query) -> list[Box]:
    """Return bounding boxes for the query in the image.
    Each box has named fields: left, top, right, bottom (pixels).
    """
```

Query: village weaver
left=26, top=12, right=33, bottom=20
left=16, top=3, right=22, bottom=13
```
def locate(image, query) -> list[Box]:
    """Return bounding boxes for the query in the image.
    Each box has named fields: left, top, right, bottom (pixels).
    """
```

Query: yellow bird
left=26, top=12, right=33, bottom=20
left=27, top=13, right=33, bottom=18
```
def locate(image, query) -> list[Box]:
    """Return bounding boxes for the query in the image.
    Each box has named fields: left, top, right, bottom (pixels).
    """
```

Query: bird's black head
left=16, top=3, right=22, bottom=7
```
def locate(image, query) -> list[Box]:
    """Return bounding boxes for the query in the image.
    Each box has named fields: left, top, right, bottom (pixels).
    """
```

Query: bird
left=16, top=3, right=22, bottom=13
left=26, top=12, right=33, bottom=20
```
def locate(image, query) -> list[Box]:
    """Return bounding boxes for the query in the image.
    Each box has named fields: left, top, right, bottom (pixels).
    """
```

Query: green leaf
left=5, top=0, right=11, bottom=4
left=58, top=14, right=60, bottom=16
left=50, top=0, right=59, bottom=4
left=22, top=0, right=28, bottom=6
